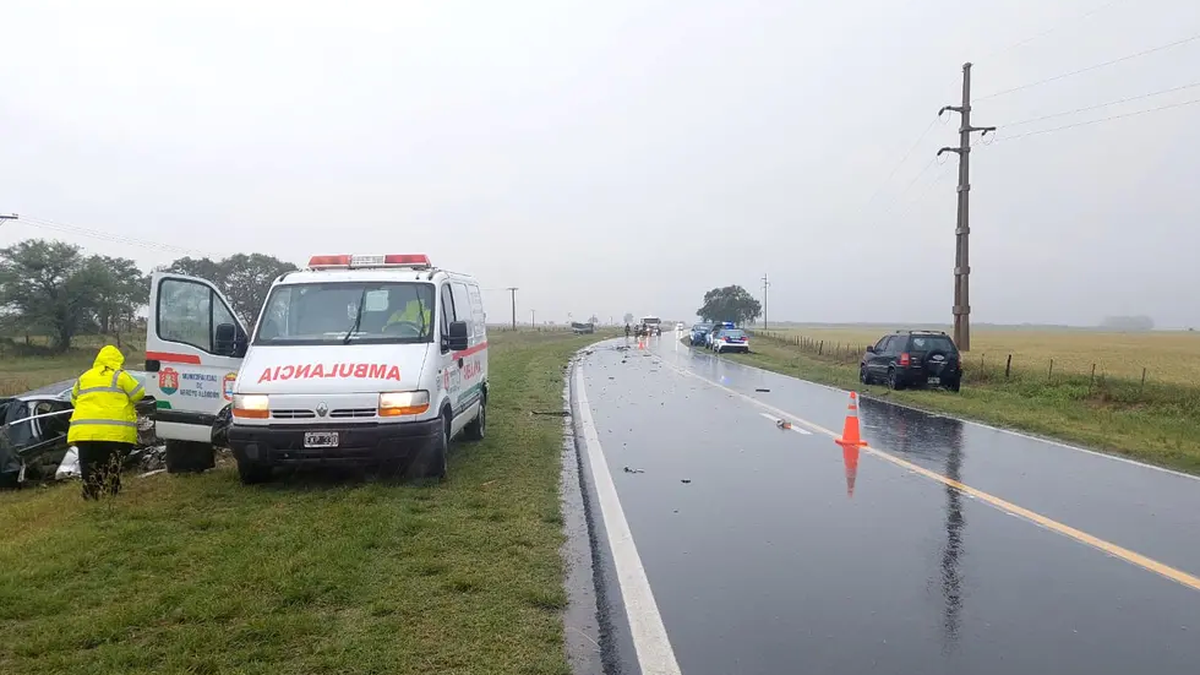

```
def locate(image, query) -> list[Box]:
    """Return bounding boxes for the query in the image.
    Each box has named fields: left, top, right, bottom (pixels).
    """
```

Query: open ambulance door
left=144, top=273, right=249, bottom=471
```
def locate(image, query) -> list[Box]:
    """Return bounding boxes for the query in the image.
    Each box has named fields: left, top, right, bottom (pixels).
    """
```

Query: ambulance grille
left=330, top=408, right=376, bottom=418
left=272, top=409, right=316, bottom=419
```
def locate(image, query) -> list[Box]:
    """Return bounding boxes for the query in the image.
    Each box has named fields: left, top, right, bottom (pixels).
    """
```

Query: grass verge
left=719, top=334, right=1200, bottom=475
left=0, top=330, right=602, bottom=675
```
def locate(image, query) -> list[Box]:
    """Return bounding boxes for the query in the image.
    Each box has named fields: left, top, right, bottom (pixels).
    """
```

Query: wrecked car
left=1, top=372, right=158, bottom=488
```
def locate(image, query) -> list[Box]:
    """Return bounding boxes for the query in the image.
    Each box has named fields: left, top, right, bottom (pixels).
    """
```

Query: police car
left=144, top=253, right=488, bottom=483
left=707, top=322, right=750, bottom=353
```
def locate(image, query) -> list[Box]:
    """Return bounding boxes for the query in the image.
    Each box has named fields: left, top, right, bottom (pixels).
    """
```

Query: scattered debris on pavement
left=623, top=466, right=645, bottom=474
left=755, top=388, right=771, bottom=393
left=680, top=478, right=692, bottom=484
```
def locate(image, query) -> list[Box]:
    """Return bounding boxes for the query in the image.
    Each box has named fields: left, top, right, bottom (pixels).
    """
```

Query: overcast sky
left=2, top=0, right=1199, bottom=327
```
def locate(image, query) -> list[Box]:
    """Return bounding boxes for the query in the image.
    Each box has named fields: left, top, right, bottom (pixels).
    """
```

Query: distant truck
left=571, top=321, right=595, bottom=334
left=640, top=316, right=662, bottom=337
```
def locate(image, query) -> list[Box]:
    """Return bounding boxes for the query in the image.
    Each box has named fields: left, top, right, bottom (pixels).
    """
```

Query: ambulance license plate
left=304, top=431, right=339, bottom=448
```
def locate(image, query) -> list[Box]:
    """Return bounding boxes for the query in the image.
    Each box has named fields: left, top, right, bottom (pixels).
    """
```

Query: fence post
left=1141, top=367, right=1147, bottom=391
left=1048, top=359, right=1054, bottom=382
left=818, top=340, right=824, bottom=356
left=1005, top=354, right=1012, bottom=378
left=1089, top=363, right=1096, bottom=393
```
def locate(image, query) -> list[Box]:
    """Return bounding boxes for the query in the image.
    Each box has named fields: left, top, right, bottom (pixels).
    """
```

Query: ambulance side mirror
left=214, top=323, right=246, bottom=358
left=445, top=321, right=470, bottom=352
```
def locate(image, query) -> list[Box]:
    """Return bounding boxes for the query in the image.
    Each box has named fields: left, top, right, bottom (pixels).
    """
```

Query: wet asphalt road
left=576, top=334, right=1200, bottom=675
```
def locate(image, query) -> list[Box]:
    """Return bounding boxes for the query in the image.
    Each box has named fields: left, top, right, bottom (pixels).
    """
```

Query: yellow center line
left=652, top=351, right=1200, bottom=593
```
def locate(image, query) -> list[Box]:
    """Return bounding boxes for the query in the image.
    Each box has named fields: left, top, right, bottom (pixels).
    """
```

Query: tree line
left=0, top=239, right=295, bottom=352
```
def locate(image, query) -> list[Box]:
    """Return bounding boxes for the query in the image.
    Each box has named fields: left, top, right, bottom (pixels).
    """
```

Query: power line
left=1002, top=81, right=1200, bottom=128
left=857, top=115, right=944, bottom=214
left=14, top=214, right=214, bottom=257
left=992, top=96, right=1200, bottom=143
left=975, top=31, right=1200, bottom=101
left=975, top=0, right=1130, bottom=62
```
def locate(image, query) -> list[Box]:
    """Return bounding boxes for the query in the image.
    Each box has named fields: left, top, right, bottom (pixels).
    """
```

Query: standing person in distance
left=69, top=345, right=144, bottom=499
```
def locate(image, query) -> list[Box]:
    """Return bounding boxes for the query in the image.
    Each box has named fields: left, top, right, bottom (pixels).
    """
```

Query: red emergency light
left=307, top=254, right=432, bottom=270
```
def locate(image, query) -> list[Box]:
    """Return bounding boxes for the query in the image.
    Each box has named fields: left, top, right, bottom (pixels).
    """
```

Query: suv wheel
left=860, top=366, right=871, bottom=385
left=947, top=378, right=961, bottom=393
left=887, top=368, right=905, bottom=391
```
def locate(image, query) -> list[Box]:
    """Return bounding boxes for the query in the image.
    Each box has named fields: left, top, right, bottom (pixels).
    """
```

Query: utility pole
left=761, top=273, right=770, bottom=329
left=530, top=309, right=535, bottom=326
left=506, top=287, right=519, bottom=331
left=938, top=62, right=994, bottom=352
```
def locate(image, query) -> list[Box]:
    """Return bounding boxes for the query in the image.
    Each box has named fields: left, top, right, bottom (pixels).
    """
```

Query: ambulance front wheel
left=236, top=459, right=272, bottom=485
left=165, top=440, right=215, bottom=474
left=413, top=412, right=450, bottom=480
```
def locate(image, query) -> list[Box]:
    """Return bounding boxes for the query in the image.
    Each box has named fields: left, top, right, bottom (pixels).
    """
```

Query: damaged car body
left=0, top=373, right=158, bottom=488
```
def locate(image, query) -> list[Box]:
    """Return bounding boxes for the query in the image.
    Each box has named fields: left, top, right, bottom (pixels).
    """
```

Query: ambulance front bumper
left=228, top=418, right=441, bottom=466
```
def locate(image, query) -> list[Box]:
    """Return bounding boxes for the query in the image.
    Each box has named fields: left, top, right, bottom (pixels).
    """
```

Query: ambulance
left=143, top=253, right=488, bottom=483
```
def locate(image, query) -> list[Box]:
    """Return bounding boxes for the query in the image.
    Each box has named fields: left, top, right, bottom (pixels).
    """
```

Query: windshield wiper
left=343, top=291, right=366, bottom=345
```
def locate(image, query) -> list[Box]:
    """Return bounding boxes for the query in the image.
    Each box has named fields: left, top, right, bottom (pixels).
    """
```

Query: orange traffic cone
left=842, top=444, right=859, bottom=498
left=835, top=391, right=869, bottom=449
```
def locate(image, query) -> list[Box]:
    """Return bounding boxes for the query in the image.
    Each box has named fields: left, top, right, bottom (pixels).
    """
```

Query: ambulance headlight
left=379, top=390, right=430, bottom=417
left=232, top=394, right=269, bottom=419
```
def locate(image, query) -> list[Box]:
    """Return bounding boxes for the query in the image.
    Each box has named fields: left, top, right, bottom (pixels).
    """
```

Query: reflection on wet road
left=577, top=335, right=1200, bottom=675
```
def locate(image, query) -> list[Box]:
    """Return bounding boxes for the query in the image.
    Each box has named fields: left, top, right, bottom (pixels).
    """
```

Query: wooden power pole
left=938, top=62, right=994, bottom=352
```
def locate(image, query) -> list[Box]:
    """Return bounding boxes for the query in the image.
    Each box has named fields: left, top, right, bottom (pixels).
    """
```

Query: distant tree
left=623, top=312, right=634, bottom=325
left=697, top=285, right=761, bottom=326
left=0, top=240, right=141, bottom=351
left=87, top=255, right=149, bottom=340
left=588, top=314, right=599, bottom=324
left=162, top=253, right=297, bottom=324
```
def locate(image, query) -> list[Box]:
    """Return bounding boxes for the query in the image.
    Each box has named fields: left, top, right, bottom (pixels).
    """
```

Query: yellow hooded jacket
left=68, top=345, right=145, bottom=444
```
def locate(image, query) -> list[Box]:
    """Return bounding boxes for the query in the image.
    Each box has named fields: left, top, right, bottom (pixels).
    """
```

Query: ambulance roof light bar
left=307, top=254, right=433, bottom=270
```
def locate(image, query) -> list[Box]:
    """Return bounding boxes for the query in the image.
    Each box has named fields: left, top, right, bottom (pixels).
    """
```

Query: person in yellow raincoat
left=384, top=297, right=432, bottom=335
left=69, top=345, right=144, bottom=499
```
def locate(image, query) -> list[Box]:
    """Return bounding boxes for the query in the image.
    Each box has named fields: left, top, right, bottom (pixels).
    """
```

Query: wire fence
left=749, top=330, right=1199, bottom=407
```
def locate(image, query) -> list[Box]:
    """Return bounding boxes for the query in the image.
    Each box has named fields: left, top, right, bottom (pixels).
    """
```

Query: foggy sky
left=3, top=0, right=1199, bottom=328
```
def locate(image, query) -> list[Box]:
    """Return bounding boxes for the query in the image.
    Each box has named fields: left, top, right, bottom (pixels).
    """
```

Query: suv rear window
left=909, top=335, right=956, bottom=353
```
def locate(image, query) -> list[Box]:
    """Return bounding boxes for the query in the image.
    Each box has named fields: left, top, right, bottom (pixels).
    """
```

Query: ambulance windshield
left=254, top=281, right=436, bottom=346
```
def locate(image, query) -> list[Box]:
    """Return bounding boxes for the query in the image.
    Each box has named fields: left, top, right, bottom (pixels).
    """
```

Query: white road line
left=758, top=412, right=813, bottom=434
left=651, top=352, right=1200, bottom=593
left=574, top=365, right=682, bottom=675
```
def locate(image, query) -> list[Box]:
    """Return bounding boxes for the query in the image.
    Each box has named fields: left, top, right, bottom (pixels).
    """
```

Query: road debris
left=623, top=466, right=645, bottom=474
left=680, top=478, right=692, bottom=484
left=755, top=388, right=771, bottom=392
left=531, top=410, right=570, bottom=417
left=776, top=419, right=792, bottom=430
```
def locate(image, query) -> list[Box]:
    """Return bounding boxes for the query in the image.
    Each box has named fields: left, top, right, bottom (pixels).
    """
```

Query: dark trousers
left=77, top=441, right=133, bottom=499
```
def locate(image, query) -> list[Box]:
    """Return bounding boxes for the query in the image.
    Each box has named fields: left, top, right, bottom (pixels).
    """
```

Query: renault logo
left=316, top=402, right=328, bottom=417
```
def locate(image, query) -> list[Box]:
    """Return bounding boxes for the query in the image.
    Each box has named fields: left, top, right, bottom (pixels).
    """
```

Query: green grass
left=0, top=329, right=604, bottom=675
left=723, top=334, right=1200, bottom=475
left=1, top=335, right=146, bottom=397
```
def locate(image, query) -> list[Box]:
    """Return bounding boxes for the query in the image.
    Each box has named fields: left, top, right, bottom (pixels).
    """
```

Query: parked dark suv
left=860, top=330, right=962, bottom=391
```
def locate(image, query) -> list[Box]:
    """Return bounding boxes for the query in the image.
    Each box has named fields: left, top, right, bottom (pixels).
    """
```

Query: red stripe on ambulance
left=257, top=363, right=401, bottom=384
left=452, top=341, right=488, bottom=359
left=147, top=351, right=202, bottom=365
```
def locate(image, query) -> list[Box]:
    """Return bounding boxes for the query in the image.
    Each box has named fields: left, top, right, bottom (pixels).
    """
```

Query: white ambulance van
left=143, top=253, right=488, bottom=483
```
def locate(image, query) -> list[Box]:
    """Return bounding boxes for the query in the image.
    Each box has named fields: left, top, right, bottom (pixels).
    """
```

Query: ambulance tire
left=463, top=394, right=486, bottom=441
left=413, top=411, right=450, bottom=481
left=237, top=459, right=272, bottom=485
left=166, top=440, right=215, bottom=474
